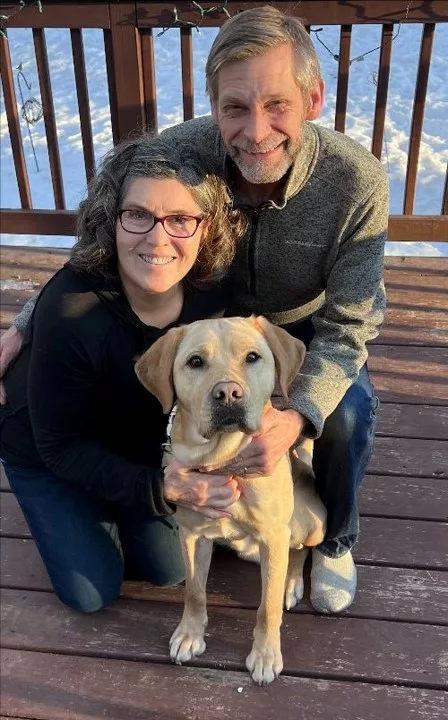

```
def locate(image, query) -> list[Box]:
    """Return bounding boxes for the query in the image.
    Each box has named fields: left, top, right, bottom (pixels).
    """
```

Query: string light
left=0, top=0, right=42, bottom=39
left=157, top=1, right=230, bottom=37
left=311, top=1, right=413, bottom=66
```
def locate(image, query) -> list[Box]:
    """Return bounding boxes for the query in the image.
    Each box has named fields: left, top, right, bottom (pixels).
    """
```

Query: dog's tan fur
left=136, top=316, right=326, bottom=685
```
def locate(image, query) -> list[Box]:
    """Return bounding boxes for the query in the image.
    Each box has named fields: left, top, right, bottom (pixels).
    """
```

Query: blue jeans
left=284, top=317, right=379, bottom=558
left=3, top=465, right=185, bottom=612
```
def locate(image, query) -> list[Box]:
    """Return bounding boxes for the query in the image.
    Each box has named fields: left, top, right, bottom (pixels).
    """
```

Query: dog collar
left=162, top=403, right=178, bottom=453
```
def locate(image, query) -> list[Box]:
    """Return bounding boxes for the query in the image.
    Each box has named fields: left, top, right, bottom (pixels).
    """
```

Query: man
left=0, top=6, right=388, bottom=613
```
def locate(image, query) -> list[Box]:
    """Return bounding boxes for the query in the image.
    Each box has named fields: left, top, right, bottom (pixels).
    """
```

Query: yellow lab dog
left=135, top=316, right=326, bottom=685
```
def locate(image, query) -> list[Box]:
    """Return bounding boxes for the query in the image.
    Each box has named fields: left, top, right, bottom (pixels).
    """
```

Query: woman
left=0, top=135, right=246, bottom=613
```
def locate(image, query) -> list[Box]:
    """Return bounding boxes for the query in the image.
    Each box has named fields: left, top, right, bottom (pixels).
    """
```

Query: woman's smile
left=138, top=253, right=177, bottom=266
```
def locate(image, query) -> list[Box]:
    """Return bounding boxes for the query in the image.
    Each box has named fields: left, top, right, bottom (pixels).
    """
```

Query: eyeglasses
left=118, top=209, right=204, bottom=238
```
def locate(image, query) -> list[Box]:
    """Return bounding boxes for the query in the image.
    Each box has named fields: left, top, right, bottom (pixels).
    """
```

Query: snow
left=1, top=22, right=447, bottom=255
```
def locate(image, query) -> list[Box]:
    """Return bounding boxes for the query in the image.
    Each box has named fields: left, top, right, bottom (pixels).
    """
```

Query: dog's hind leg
left=169, top=529, right=213, bottom=665
left=285, top=547, right=309, bottom=610
left=246, top=529, right=290, bottom=685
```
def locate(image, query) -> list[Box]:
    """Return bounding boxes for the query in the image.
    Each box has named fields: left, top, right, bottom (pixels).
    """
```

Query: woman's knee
left=52, top=574, right=122, bottom=613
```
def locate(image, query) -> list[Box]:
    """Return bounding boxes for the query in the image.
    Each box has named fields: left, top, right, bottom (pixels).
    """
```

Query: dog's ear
left=250, top=316, right=306, bottom=399
left=135, top=326, right=186, bottom=414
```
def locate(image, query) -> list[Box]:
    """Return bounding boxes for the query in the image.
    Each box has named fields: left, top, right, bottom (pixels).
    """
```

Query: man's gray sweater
left=162, top=118, right=389, bottom=437
left=15, top=117, right=388, bottom=438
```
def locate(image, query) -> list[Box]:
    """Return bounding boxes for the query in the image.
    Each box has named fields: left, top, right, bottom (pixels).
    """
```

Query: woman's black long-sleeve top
left=0, top=265, right=227, bottom=514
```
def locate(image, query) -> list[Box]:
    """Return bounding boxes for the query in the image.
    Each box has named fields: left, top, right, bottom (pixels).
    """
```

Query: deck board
left=2, top=589, right=447, bottom=689
left=2, top=491, right=446, bottom=569
left=1, top=247, right=447, bottom=716
left=374, top=403, right=448, bottom=439
left=2, top=538, right=448, bottom=625
left=3, top=467, right=447, bottom=519
left=2, top=650, right=447, bottom=720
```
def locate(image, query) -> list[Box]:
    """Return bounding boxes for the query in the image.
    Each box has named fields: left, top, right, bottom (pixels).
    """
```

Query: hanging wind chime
left=16, top=62, right=43, bottom=171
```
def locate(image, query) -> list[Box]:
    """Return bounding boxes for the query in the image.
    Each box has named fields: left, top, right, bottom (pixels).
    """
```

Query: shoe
left=310, top=548, right=357, bottom=614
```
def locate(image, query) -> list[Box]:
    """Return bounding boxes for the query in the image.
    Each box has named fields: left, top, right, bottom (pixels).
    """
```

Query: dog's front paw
left=284, top=574, right=304, bottom=610
left=169, top=622, right=206, bottom=665
left=246, top=641, right=283, bottom=685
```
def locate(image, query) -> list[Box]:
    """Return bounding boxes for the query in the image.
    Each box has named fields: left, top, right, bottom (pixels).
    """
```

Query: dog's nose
left=211, top=381, right=244, bottom=406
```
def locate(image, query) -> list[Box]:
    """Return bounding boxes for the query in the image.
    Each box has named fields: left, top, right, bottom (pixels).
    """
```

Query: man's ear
left=135, top=326, right=186, bottom=414
left=250, top=316, right=306, bottom=399
left=210, top=97, right=219, bottom=124
left=305, top=79, right=325, bottom=121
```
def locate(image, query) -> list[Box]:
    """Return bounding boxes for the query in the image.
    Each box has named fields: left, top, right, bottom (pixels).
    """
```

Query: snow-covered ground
left=1, top=22, right=447, bottom=255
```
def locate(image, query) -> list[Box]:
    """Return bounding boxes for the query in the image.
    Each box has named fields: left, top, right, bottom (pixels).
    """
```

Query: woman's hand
left=0, top=325, right=24, bottom=404
left=163, top=459, right=240, bottom=519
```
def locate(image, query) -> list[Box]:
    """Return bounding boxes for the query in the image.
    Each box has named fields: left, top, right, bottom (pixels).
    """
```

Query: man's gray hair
left=206, top=5, right=322, bottom=107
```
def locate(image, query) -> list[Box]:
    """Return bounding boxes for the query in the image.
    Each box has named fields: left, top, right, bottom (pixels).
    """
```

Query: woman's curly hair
left=70, top=134, right=247, bottom=284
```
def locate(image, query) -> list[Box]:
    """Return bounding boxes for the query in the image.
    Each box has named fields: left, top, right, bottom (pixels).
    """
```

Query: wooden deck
left=1, top=247, right=447, bottom=719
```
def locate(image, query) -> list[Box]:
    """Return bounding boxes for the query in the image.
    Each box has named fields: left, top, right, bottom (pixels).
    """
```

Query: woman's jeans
left=283, top=316, right=379, bottom=559
left=3, top=464, right=185, bottom=613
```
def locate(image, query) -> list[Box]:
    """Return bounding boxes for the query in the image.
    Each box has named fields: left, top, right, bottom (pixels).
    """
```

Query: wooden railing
left=1, top=0, right=447, bottom=242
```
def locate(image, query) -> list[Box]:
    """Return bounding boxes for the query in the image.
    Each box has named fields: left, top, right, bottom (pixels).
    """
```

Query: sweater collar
left=221, top=121, right=319, bottom=210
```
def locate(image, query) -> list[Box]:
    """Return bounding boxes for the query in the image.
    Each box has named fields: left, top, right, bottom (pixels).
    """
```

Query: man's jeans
left=3, top=464, right=185, bottom=612
left=284, top=316, right=379, bottom=559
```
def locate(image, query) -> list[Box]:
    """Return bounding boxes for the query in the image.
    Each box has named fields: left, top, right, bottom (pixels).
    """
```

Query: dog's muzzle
left=211, top=404, right=248, bottom=432
left=207, top=381, right=247, bottom=434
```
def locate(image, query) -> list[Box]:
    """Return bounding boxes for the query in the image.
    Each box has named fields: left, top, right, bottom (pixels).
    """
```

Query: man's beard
left=227, top=129, right=303, bottom=185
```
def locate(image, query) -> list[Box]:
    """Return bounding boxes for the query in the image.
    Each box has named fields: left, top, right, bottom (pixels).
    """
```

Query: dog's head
left=135, top=316, right=305, bottom=439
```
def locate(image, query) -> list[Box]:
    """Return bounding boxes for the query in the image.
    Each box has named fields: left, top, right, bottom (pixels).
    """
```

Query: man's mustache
left=232, top=134, right=288, bottom=154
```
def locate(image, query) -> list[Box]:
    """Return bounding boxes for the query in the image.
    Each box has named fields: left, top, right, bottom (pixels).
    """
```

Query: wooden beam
left=136, top=2, right=448, bottom=27
left=3, top=3, right=110, bottom=28
left=0, top=209, right=77, bottom=235
left=2, top=212, right=447, bottom=242
left=388, top=215, right=448, bottom=242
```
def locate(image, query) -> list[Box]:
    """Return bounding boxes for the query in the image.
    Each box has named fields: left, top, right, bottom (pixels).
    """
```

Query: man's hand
left=0, top=325, right=24, bottom=405
left=163, top=459, right=240, bottom=519
left=205, top=408, right=306, bottom=477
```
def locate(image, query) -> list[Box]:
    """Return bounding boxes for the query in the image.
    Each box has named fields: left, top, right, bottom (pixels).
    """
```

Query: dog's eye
left=246, top=352, right=261, bottom=363
left=186, top=355, right=204, bottom=368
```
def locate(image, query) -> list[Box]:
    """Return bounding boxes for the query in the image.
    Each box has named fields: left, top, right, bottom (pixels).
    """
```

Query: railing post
left=371, top=24, right=394, bottom=161
left=180, top=27, right=194, bottom=121
left=33, top=28, right=66, bottom=209
left=335, top=25, right=352, bottom=134
left=0, top=32, right=32, bottom=209
left=140, top=28, right=158, bottom=132
left=70, top=29, right=96, bottom=183
left=106, top=2, right=145, bottom=142
left=442, top=165, right=448, bottom=216
left=403, top=23, right=435, bottom=215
